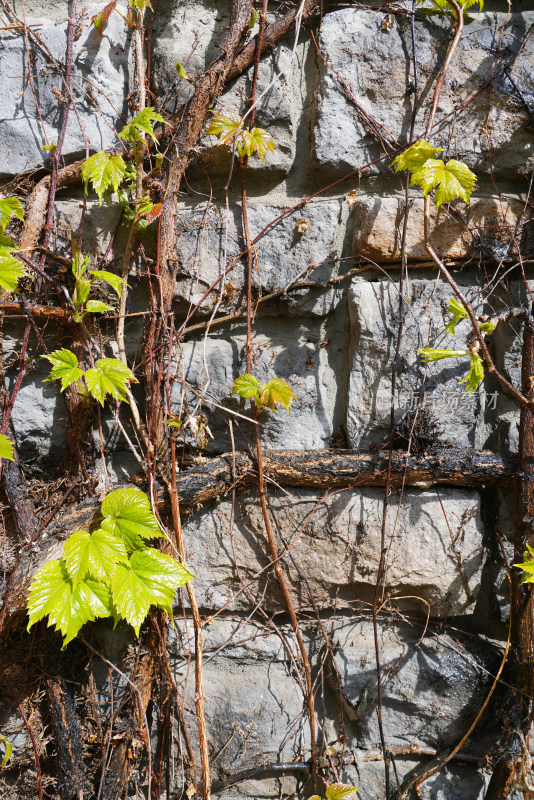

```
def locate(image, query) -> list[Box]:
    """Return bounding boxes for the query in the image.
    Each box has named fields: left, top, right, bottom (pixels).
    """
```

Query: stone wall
left=1, top=1, right=533, bottom=798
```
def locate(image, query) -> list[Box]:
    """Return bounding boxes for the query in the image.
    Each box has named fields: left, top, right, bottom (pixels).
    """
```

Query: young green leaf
left=258, top=378, right=298, bottom=413
left=84, top=358, right=137, bottom=405
left=27, top=560, right=113, bottom=647
left=419, top=347, right=469, bottom=362
left=248, top=8, right=258, bottom=27
left=175, top=61, right=189, bottom=80
left=0, top=247, right=26, bottom=293
left=0, top=434, right=14, bottom=461
left=85, top=300, right=115, bottom=314
left=0, top=735, right=12, bottom=768
left=445, top=297, right=469, bottom=335
left=119, top=107, right=167, bottom=144
left=460, top=353, right=485, bottom=393
left=238, top=127, right=275, bottom=161
left=63, top=529, right=128, bottom=586
left=206, top=109, right=242, bottom=145
left=89, top=269, right=127, bottom=298
left=42, top=349, right=84, bottom=391
left=100, top=488, right=161, bottom=550
left=232, top=373, right=260, bottom=400
left=392, top=140, right=443, bottom=174
left=111, top=549, right=194, bottom=635
left=82, top=152, right=126, bottom=205
left=92, top=0, right=118, bottom=36
left=325, top=785, right=359, bottom=800
left=0, top=197, right=23, bottom=233
left=130, top=0, right=151, bottom=8
left=410, top=158, right=476, bottom=208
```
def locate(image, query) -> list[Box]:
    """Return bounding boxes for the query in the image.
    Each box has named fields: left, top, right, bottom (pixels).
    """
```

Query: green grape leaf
left=42, top=348, right=84, bottom=391
left=479, top=320, right=495, bottom=333
left=0, top=434, right=14, bottom=461
left=410, top=158, right=476, bottom=208
left=82, top=152, right=126, bottom=206
left=0, top=735, right=12, bottom=768
left=175, top=61, right=189, bottom=79
left=27, top=560, right=113, bottom=647
left=325, top=785, right=359, bottom=800
left=0, top=247, right=26, bottom=293
left=392, top=140, right=443, bottom=174
left=84, top=358, right=137, bottom=406
left=85, top=300, right=115, bottom=314
left=419, top=347, right=469, bottom=362
left=166, top=417, right=182, bottom=429
left=101, top=488, right=161, bottom=550
left=460, top=353, right=484, bottom=393
left=232, top=373, right=259, bottom=400
left=258, top=378, right=298, bottom=413
left=248, top=8, right=258, bottom=27
left=111, top=549, right=194, bottom=635
left=89, top=269, right=127, bottom=299
left=445, top=297, right=469, bottom=335
left=92, top=0, right=118, bottom=35
left=206, top=109, right=242, bottom=145
left=0, top=197, right=24, bottom=234
left=63, top=529, right=128, bottom=586
left=237, top=127, right=275, bottom=161
left=119, top=107, right=167, bottom=144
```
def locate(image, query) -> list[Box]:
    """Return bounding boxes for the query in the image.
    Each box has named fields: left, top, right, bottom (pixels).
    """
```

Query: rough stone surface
left=174, top=199, right=341, bottom=315
left=346, top=278, right=496, bottom=449
left=352, top=194, right=532, bottom=262
left=0, top=4, right=131, bottom=177
left=314, top=9, right=534, bottom=178
left=178, top=486, right=483, bottom=617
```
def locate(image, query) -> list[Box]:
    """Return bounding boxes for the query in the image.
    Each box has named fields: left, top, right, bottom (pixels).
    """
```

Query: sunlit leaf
left=0, top=735, right=12, bottom=768
left=42, top=348, right=84, bottom=391
left=119, top=107, right=168, bottom=144
left=27, top=560, right=113, bottom=647
left=445, top=297, right=469, bottom=335
left=459, top=353, right=485, bottom=392
left=258, top=378, right=298, bottom=413
left=101, top=488, right=161, bottom=550
left=85, top=300, right=115, bottom=314
left=392, top=140, right=443, bottom=174
left=82, top=152, right=126, bottom=205
left=325, top=785, right=359, bottom=800
left=176, top=61, right=189, bottom=79
left=0, top=434, right=14, bottom=461
left=89, top=270, right=127, bottom=299
left=245, top=127, right=275, bottom=161
left=232, top=373, right=259, bottom=400
left=63, top=529, right=128, bottom=586
left=0, top=197, right=23, bottom=234
left=206, top=109, right=242, bottom=145
left=0, top=247, right=26, bottom=293
left=410, top=157, right=476, bottom=208
left=111, top=549, right=194, bottom=635
left=84, top=358, right=137, bottom=406
left=419, top=347, right=469, bottom=362
left=248, top=8, right=258, bottom=27
left=92, top=0, right=118, bottom=36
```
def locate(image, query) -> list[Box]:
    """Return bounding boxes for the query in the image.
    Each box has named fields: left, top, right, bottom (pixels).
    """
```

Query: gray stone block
left=0, top=4, right=130, bottom=177
left=314, top=9, right=534, bottom=179
left=179, top=485, right=483, bottom=617
left=346, top=278, right=495, bottom=449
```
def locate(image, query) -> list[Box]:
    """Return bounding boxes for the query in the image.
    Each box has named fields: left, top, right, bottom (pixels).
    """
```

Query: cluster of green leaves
left=43, top=349, right=137, bottom=406
left=82, top=108, right=167, bottom=227
left=308, top=784, right=359, bottom=800
left=515, top=544, right=534, bottom=584
left=27, top=488, right=193, bottom=647
left=0, top=197, right=28, bottom=294
left=232, top=374, right=298, bottom=413
left=71, top=251, right=126, bottom=322
left=417, top=0, right=483, bottom=23
left=418, top=297, right=493, bottom=392
left=206, top=110, right=275, bottom=161
left=392, top=140, right=476, bottom=209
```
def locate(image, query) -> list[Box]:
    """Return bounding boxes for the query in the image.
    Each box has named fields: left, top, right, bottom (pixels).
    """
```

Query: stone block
left=314, top=9, right=534, bottom=179
left=347, top=278, right=495, bottom=449
left=179, top=485, right=484, bottom=617
left=174, top=199, right=341, bottom=315
left=0, top=4, right=130, bottom=177
left=171, top=315, right=340, bottom=453
left=352, top=194, right=532, bottom=262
